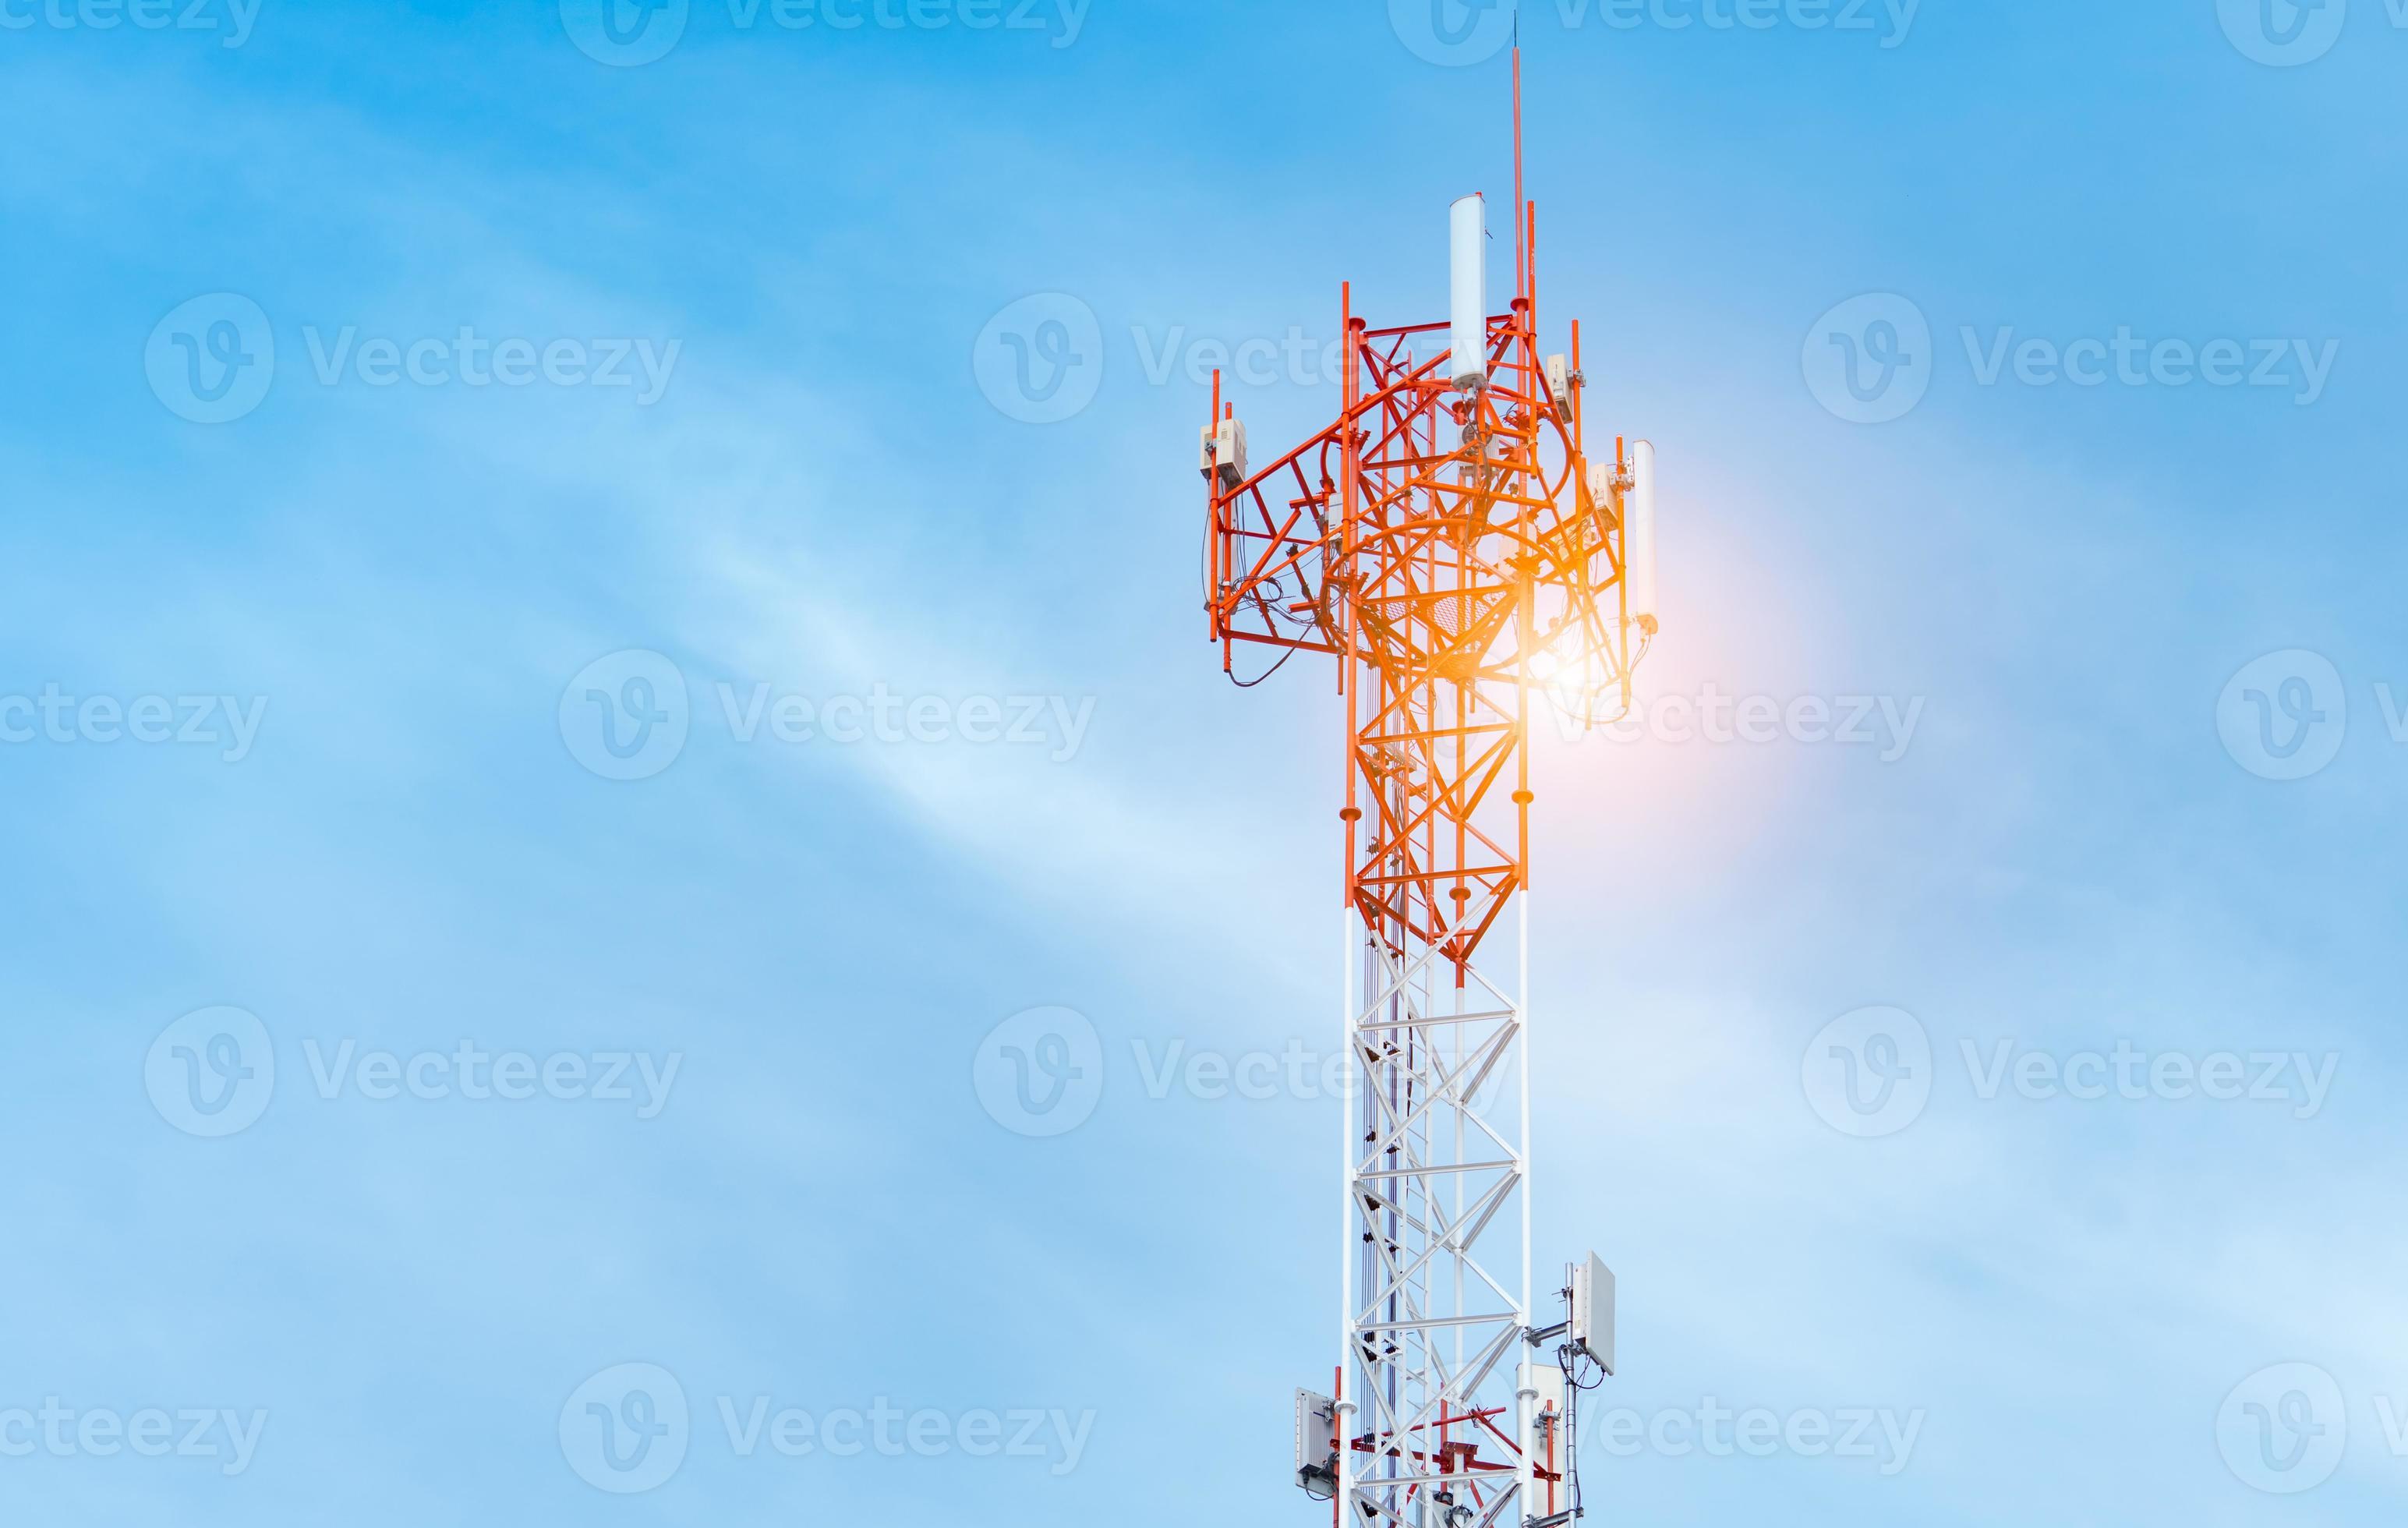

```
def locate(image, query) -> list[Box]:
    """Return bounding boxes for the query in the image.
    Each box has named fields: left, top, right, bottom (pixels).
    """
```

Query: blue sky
left=2, top=1, right=2405, bottom=1523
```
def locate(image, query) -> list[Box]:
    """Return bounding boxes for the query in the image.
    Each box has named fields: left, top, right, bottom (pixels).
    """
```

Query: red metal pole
left=1512, top=48, right=1526, bottom=309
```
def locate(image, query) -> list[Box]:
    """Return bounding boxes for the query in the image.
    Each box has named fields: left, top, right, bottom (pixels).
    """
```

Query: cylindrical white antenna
left=1449, top=194, right=1487, bottom=392
left=1625, top=439, right=1660, bottom=635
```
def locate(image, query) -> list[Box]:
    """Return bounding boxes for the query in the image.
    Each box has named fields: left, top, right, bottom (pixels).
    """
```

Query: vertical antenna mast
left=1201, top=42, right=1649, bottom=1528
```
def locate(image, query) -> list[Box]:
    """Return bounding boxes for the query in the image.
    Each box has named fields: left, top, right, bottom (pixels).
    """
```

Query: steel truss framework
left=1341, top=891, right=1543, bottom=1528
left=1201, top=52, right=1641, bottom=1528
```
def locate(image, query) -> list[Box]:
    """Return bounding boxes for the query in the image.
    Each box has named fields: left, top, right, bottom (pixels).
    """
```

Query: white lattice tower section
left=1339, top=880, right=1533, bottom=1528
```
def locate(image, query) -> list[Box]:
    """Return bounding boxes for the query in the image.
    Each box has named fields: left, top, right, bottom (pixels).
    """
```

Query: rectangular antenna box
left=1546, top=354, right=1574, bottom=416
left=1293, top=1388, right=1337, bottom=1498
left=1571, top=1254, right=1616, bottom=1377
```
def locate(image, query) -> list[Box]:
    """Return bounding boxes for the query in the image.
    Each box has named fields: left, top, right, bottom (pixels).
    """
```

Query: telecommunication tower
left=1197, top=50, right=1658, bottom=1528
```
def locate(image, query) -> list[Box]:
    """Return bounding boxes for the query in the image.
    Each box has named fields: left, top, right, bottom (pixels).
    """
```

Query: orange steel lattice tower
left=1200, top=52, right=1653, bottom=1528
